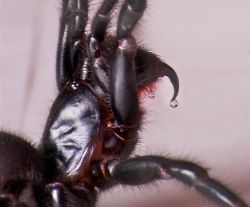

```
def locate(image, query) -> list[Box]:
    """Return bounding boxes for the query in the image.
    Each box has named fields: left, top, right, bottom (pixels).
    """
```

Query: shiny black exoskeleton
left=0, top=0, right=249, bottom=207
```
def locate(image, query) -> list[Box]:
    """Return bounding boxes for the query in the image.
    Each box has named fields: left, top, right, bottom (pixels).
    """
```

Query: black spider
left=0, top=0, right=249, bottom=207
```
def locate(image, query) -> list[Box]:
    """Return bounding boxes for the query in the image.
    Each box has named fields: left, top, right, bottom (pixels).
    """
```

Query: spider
left=0, top=0, right=249, bottom=206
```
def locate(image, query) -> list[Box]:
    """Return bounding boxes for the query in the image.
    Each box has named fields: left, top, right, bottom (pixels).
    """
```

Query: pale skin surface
left=1, top=0, right=250, bottom=206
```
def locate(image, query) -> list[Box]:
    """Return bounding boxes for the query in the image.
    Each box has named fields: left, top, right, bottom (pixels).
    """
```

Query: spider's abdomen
left=41, top=84, right=100, bottom=179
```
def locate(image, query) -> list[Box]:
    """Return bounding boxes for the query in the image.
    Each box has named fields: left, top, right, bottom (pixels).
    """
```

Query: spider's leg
left=91, top=0, right=118, bottom=45
left=0, top=185, right=40, bottom=207
left=109, top=0, right=147, bottom=125
left=56, top=0, right=88, bottom=91
left=89, top=0, right=118, bottom=92
left=135, top=48, right=179, bottom=103
left=0, top=194, right=24, bottom=207
left=0, top=132, right=44, bottom=207
left=45, top=182, right=95, bottom=207
left=107, top=156, right=249, bottom=207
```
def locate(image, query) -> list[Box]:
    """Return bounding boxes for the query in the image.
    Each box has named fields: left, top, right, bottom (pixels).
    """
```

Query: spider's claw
left=160, top=63, right=179, bottom=107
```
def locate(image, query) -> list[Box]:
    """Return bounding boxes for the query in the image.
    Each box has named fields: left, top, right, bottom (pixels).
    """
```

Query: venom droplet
left=148, top=88, right=155, bottom=99
left=148, top=92, right=155, bottom=99
left=170, top=99, right=178, bottom=108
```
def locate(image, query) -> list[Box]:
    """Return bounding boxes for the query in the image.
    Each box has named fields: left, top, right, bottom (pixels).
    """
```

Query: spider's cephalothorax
left=0, top=0, right=249, bottom=207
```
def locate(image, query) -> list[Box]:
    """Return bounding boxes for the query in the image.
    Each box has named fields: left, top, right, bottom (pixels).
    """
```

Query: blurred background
left=1, top=0, right=250, bottom=206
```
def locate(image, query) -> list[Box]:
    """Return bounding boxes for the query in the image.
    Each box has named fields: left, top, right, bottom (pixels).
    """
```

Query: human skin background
left=1, top=0, right=250, bottom=206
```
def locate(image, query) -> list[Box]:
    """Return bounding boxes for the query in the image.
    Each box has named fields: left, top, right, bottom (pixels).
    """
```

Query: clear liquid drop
left=147, top=88, right=156, bottom=99
left=170, top=99, right=178, bottom=108
left=148, top=91, right=155, bottom=99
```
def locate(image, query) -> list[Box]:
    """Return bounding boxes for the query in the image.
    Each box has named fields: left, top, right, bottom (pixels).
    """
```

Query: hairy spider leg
left=91, top=0, right=118, bottom=43
left=56, top=0, right=89, bottom=91
left=45, top=182, right=92, bottom=207
left=0, top=132, right=44, bottom=207
left=89, top=0, right=119, bottom=93
left=108, top=156, right=249, bottom=207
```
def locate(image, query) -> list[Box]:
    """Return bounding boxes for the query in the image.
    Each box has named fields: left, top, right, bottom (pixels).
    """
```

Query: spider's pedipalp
left=108, top=0, right=147, bottom=126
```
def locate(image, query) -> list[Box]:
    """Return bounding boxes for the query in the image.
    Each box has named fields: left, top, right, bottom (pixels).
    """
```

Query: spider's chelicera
left=0, top=0, right=249, bottom=207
